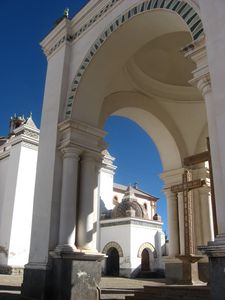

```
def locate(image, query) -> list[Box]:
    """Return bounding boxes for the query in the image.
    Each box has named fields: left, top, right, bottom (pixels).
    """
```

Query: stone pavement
left=0, top=275, right=210, bottom=300
left=0, top=274, right=166, bottom=299
left=0, top=274, right=22, bottom=300
left=99, top=277, right=166, bottom=299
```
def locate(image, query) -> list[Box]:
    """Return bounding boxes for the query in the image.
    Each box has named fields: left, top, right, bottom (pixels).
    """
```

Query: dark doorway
left=141, top=248, right=150, bottom=271
left=106, top=247, right=119, bottom=276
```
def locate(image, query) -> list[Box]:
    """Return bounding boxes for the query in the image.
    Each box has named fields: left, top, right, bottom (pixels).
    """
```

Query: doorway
left=106, top=247, right=120, bottom=276
left=141, top=248, right=150, bottom=272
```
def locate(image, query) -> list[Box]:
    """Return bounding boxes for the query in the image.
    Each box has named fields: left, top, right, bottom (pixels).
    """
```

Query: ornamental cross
left=184, top=137, right=218, bottom=236
left=171, top=170, right=205, bottom=256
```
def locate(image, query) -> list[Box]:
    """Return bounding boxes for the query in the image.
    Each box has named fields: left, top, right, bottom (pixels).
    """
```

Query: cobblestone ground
left=0, top=274, right=166, bottom=299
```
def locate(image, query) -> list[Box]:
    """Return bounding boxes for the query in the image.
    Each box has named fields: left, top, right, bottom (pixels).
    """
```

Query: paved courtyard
left=0, top=274, right=167, bottom=299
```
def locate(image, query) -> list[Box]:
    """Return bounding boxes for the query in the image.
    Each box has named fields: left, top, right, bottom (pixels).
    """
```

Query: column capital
left=161, top=167, right=185, bottom=189
left=81, top=150, right=104, bottom=175
left=58, top=119, right=107, bottom=154
left=61, top=146, right=82, bottom=159
left=182, top=36, right=211, bottom=97
left=163, top=188, right=177, bottom=200
left=190, top=73, right=211, bottom=98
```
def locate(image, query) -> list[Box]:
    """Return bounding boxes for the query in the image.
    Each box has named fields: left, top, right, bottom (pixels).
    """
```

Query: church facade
left=5, top=1, right=225, bottom=300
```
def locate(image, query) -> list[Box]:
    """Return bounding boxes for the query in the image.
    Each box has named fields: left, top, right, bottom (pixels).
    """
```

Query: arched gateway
left=22, top=1, right=225, bottom=300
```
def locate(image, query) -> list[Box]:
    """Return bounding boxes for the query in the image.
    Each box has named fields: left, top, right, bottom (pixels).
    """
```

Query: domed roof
left=112, top=186, right=144, bottom=219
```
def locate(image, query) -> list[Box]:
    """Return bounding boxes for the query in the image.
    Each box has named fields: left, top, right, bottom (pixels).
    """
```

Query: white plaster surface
left=0, top=140, right=38, bottom=268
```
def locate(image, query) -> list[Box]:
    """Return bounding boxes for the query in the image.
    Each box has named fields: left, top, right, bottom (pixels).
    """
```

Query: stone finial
left=9, top=114, right=25, bottom=134
left=64, top=8, right=69, bottom=18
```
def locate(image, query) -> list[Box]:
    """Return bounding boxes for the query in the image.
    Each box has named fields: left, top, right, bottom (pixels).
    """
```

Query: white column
left=187, top=5, right=225, bottom=234
left=77, top=151, right=101, bottom=252
left=164, top=189, right=179, bottom=257
left=56, top=147, right=81, bottom=251
left=177, top=192, right=185, bottom=255
left=199, top=186, right=214, bottom=244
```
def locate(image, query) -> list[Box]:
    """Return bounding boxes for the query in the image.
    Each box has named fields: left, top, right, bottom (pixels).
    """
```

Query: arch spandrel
left=65, top=0, right=204, bottom=121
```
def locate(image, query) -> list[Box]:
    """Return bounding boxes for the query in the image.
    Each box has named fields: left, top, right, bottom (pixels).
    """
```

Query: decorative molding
left=70, top=0, right=120, bottom=43
left=47, top=35, right=73, bottom=57
left=137, top=242, right=156, bottom=257
left=192, top=74, right=211, bottom=97
left=100, top=218, right=163, bottom=228
left=61, top=146, right=81, bottom=159
left=21, top=142, right=39, bottom=151
left=23, top=129, right=39, bottom=140
left=126, top=58, right=202, bottom=103
left=58, top=119, right=107, bottom=154
left=182, top=36, right=211, bottom=97
left=65, top=0, right=204, bottom=118
left=102, top=241, right=123, bottom=257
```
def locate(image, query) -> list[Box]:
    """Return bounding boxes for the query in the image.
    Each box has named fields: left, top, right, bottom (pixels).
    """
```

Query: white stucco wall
left=0, top=155, right=9, bottom=220
left=100, top=218, right=165, bottom=276
left=8, top=145, right=38, bottom=267
left=0, top=144, right=21, bottom=266
left=99, top=168, right=114, bottom=210
left=0, top=123, right=39, bottom=270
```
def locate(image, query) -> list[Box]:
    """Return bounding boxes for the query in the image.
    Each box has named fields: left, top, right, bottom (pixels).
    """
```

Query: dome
left=112, top=186, right=144, bottom=219
left=112, top=199, right=144, bottom=219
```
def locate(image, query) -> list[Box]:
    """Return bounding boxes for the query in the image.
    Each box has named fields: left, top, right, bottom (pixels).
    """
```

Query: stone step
left=100, top=288, right=139, bottom=299
left=125, top=285, right=211, bottom=300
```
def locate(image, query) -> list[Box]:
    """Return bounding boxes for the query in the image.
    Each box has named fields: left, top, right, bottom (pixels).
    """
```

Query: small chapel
left=99, top=150, right=166, bottom=277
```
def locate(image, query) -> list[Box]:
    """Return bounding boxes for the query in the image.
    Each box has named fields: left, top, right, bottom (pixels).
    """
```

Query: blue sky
left=0, top=1, right=167, bottom=232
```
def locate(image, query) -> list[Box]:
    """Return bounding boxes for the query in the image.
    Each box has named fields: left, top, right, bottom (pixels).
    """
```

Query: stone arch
left=137, top=242, right=156, bottom=258
left=102, top=241, right=123, bottom=257
left=100, top=91, right=185, bottom=169
left=65, top=0, right=204, bottom=119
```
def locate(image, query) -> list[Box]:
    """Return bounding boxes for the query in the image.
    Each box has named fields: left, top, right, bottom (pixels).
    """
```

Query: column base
left=163, top=256, right=183, bottom=284
left=48, top=251, right=105, bottom=300
left=176, top=255, right=204, bottom=285
left=199, top=234, right=225, bottom=300
left=21, top=252, right=105, bottom=300
left=163, top=256, right=208, bottom=285
left=21, top=262, right=50, bottom=300
left=55, top=244, right=78, bottom=253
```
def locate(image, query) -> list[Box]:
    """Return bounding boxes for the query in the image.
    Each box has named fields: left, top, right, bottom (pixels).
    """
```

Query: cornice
left=0, top=149, right=10, bottom=160
left=183, top=36, right=211, bottom=97
left=41, top=0, right=121, bottom=58
left=40, top=18, right=72, bottom=57
left=58, top=119, right=106, bottom=138
left=58, top=119, right=107, bottom=153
